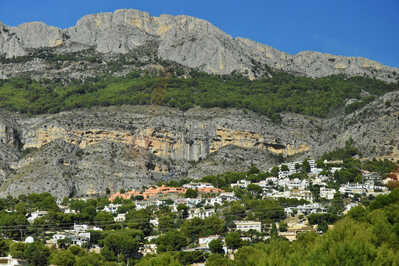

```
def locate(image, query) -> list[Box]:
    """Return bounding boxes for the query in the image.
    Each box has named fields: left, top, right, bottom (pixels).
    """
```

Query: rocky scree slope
left=0, top=9, right=398, bottom=82
left=0, top=91, right=398, bottom=198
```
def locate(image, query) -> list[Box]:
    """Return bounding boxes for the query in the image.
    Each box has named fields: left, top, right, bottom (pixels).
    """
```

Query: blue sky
left=1, top=0, right=398, bottom=67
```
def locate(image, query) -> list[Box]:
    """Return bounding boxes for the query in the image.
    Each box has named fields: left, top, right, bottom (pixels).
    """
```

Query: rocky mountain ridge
left=1, top=9, right=398, bottom=81
left=1, top=90, right=398, bottom=198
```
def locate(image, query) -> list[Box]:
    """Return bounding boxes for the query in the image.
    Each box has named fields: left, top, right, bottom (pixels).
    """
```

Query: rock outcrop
left=1, top=9, right=398, bottom=82
left=0, top=91, right=398, bottom=198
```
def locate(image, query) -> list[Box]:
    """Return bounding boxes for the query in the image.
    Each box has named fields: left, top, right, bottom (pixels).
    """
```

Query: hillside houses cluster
left=277, top=160, right=321, bottom=178
left=6, top=157, right=391, bottom=258
left=265, top=160, right=387, bottom=201
left=52, top=159, right=387, bottom=247
left=226, top=159, right=389, bottom=216
left=338, top=180, right=387, bottom=195
left=284, top=203, right=327, bottom=216
left=48, top=224, right=102, bottom=247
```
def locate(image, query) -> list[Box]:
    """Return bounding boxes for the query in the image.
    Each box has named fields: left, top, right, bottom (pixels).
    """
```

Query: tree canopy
left=1, top=71, right=397, bottom=123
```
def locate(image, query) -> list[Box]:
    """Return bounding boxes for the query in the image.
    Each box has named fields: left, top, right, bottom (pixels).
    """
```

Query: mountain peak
left=0, top=9, right=398, bottom=82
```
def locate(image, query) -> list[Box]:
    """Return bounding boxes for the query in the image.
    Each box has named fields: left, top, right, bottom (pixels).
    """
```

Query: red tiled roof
left=109, top=185, right=224, bottom=202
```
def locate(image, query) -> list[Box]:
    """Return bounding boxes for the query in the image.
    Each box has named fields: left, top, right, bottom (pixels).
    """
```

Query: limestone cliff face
left=0, top=91, right=398, bottom=198
left=0, top=22, right=26, bottom=58
left=23, top=127, right=134, bottom=150
left=20, top=122, right=307, bottom=162
left=12, top=22, right=63, bottom=49
left=0, top=124, right=17, bottom=146
left=1, top=9, right=398, bottom=82
left=0, top=105, right=318, bottom=198
left=0, top=114, right=20, bottom=183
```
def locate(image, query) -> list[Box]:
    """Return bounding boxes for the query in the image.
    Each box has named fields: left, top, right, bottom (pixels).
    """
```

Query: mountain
left=1, top=90, right=398, bottom=197
left=0, top=9, right=398, bottom=82
left=0, top=9, right=398, bottom=197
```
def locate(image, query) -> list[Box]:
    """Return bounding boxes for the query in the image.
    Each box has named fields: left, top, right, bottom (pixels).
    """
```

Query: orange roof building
left=197, top=187, right=224, bottom=193
left=109, top=185, right=224, bottom=202
left=109, top=190, right=141, bottom=202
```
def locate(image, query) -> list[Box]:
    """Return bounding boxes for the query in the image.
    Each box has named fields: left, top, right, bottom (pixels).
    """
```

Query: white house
left=308, top=160, right=316, bottom=170
left=114, top=213, right=126, bottom=222
left=268, top=190, right=313, bottom=202
left=319, top=187, right=336, bottom=200
left=219, top=192, right=237, bottom=202
left=204, top=197, right=222, bottom=207
left=150, top=219, right=159, bottom=228
left=48, top=234, right=67, bottom=246
left=296, top=203, right=326, bottom=215
left=278, top=171, right=290, bottom=179
left=199, top=235, right=221, bottom=247
left=140, top=244, right=157, bottom=256
left=311, top=178, right=327, bottom=187
left=186, top=198, right=202, bottom=208
left=231, top=180, right=250, bottom=189
left=27, top=210, right=48, bottom=223
left=188, top=208, right=215, bottom=219
left=103, top=204, right=121, bottom=214
left=234, top=221, right=262, bottom=232
left=331, top=167, right=342, bottom=174
left=135, top=201, right=152, bottom=210
left=253, top=180, right=268, bottom=188
left=183, top=183, right=216, bottom=190
left=278, top=162, right=301, bottom=178
left=24, top=236, right=34, bottom=244
left=49, top=229, right=91, bottom=247
left=278, top=178, right=309, bottom=191
left=52, top=234, right=66, bottom=242
left=71, top=232, right=90, bottom=247
left=198, top=236, right=219, bottom=246
left=0, top=255, right=26, bottom=266
left=339, top=183, right=365, bottom=194
left=74, top=224, right=89, bottom=233
left=311, top=168, right=323, bottom=175
left=63, top=208, right=76, bottom=214
left=344, top=203, right=359, bottom=213
left=362, top=171, right=380, bottom=181
left=285, top=203, right=326, bottom=216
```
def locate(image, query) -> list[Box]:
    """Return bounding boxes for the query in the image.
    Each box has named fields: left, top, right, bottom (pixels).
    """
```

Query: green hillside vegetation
left=0, top=71, right=397, bottom=122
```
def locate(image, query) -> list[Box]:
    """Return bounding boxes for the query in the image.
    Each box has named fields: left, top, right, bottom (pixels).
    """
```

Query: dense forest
left=0, top=70, right=397, bottom=122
